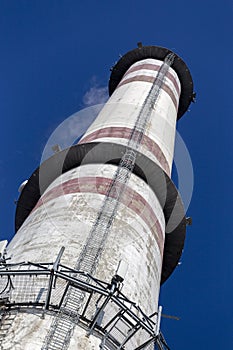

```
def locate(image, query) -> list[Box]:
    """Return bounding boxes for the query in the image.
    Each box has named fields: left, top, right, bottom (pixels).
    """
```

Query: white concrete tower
left=0, top=45, right=194, bottom=350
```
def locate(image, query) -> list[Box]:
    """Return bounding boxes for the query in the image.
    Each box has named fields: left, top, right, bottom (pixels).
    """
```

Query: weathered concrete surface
left=5, top=164, right=165, bottom=349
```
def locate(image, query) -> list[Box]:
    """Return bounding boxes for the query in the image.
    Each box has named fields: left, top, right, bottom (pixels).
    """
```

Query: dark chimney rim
left=15, top=142, right=186, bottom=284
left=109, top=45, right=194, bottom=119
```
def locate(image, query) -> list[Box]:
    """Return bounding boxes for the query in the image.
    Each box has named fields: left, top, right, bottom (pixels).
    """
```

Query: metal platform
left=0, top=249, right=170, bottom=350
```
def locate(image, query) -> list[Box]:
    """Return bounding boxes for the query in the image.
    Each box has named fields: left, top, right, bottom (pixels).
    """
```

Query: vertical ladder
left=0, top=312, right=16, bottom=345
left=42, top=53, right=175, bottom=350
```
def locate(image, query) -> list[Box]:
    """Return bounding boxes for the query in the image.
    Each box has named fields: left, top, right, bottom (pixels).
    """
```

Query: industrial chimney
left=0, top=45, right=194, bottom=350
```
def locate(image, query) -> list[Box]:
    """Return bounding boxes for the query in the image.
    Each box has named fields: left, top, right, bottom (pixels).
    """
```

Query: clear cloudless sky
left=0, top=1, right=232, bottom=349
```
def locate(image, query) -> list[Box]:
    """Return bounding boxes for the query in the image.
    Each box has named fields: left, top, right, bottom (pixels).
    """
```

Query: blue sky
left=0, top=1, right=232, bottom=348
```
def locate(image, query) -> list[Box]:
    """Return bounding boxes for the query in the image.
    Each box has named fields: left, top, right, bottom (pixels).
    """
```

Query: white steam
left=83, top=86, right=108, bottom=106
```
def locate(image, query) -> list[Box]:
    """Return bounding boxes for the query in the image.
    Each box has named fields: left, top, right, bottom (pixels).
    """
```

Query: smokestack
left=0, top=45, right=194, bottom=349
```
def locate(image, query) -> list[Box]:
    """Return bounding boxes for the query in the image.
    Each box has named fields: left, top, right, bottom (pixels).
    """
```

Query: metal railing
left=0, top=253, right=170, bottom=350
